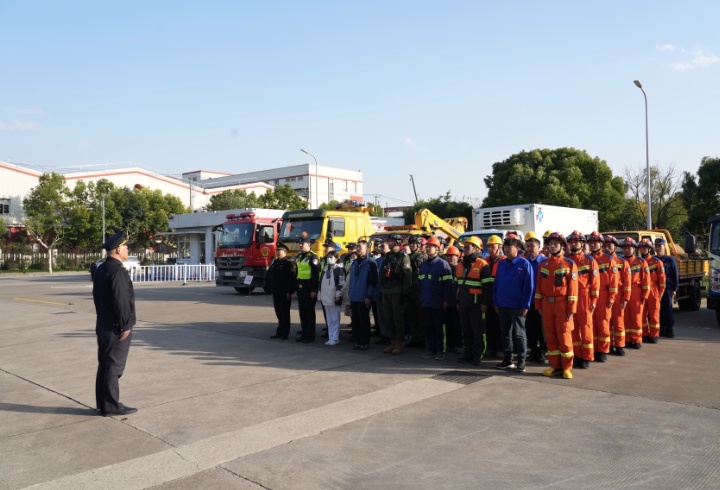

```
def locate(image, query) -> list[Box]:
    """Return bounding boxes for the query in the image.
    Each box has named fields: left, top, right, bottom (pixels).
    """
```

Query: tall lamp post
left=300, top=148, right=318, bottom=207
left=633, top=80, right=652, bottom=230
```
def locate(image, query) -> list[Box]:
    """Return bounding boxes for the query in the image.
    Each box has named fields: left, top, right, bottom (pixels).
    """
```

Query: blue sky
left=1, top=1, right=718, bottom=208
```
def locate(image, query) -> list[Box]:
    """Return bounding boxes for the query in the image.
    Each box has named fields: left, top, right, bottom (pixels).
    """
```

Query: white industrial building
left=1, top=160, right=365, bottom=229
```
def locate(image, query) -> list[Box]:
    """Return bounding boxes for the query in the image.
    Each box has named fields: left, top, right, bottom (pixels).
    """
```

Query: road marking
left=29, top=377, right=462, bottom=489
left=13, top=298, right=68, bottom=306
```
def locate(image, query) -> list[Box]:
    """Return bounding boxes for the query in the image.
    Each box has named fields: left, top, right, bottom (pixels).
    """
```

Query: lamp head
left=633, top=80, right=642, bottom=88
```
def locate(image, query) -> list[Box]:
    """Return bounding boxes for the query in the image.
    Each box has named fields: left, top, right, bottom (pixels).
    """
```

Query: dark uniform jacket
left=93, top=257, right=136, bottom=332
left=267, top=257, right=296, bottom=296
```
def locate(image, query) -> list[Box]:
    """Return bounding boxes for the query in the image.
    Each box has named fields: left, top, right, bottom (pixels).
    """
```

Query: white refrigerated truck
left=471, top=203, right=599, bottom=236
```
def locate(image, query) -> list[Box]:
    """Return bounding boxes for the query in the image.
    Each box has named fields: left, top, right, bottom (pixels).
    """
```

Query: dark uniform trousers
left=96, top=325, right=132, bottom=413
left=382, top=292, right=406, bottom=340
left=659, top=290, right=675, bottom=335
left=526, top=307, right=546, bottom=356
left=458, top=303, right=486, bottom=361
left=485, top=306, right=503, bottom=356
left=273, top=293, right=292, bottom=338
left=297, top=284, right=317, bottom=340
left=405, top=291, right=426, bottom=341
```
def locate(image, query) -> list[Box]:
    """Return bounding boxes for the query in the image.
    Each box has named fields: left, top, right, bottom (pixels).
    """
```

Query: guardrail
left=128, top=264, right=216, bottom=283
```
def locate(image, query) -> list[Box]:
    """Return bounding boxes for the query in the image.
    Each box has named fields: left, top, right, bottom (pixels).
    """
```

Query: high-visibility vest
left=296, top=253, right=315, bottom=280
left=455, top=258, right=487, bottom=295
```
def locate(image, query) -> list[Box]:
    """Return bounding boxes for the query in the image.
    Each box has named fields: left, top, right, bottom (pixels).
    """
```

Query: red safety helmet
left=445, top=245, right=461, bottom=256
left=638, top=238, right=653, bottom=248
left=546, top=232, right=567, bottom=246
left=621, top=237, right=638, bottom=248
left=587, top=231, right=604, bottom=242
left=604, top=235, right=620, bottom=247
left=425, top=236, right=441, bottom=247
left=567, top=230, right=586, bottom=242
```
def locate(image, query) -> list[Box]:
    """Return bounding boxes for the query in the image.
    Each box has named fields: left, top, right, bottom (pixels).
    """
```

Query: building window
left=343, top=180, right=348, bottom=191
left=328, top=178, right=334, bottom=201
left=178, top=236, right=191, bottom=260
left=353, top=181, right=357, bottom=193
left=0, top=198, right=9, bottom=214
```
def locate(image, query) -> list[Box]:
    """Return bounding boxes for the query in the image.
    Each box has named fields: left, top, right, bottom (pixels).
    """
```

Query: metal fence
left=128, top=264, right=216, bottom=283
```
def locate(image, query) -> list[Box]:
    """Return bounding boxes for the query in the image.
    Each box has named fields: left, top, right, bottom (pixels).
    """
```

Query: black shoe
left=516, top=360, right=526, bottom=373
left=537, top=353, right=547, bottom=364
left=594, top=352, right=607, bottom=362
left=280, top=336, right=288, bottom=340
left=663, top=330, right=675, bottom=338
left=573, top=358, right=581, bottom=368
left=301, top=338, right=315, bottom=343
left=270, top=334, right=282, bottom=339
left=296, top=337, right=306, bottom=342
left=642, top=336, right=651, bottom=343
left=102, top=406, right=138, bottom=417
left=614, top=347, right=626, bottom=356
left=628, top=342, right=642, bottom=350
left=647, top=336, right=658, bottom=344
left=354, top=344, right=369, bottom=351
left=495, top=360, right=516, bottom=370
left=457, top=357, right=473, bottom=364
left=579, top=360, right=590, bottom=369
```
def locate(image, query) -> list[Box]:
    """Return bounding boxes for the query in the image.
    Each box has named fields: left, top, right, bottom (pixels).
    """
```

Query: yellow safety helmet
left=486, top=235, right=503, bottom=246
left=543, top=229, right=554, bottom=239
left=463, top=235, right=483, bottom=249
left=525, top=231, right=541, bottom=243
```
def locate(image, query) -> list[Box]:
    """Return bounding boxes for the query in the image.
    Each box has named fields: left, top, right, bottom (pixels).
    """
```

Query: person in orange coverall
left=587, top=232, right=618, bottom=362
left=638, top=238, right=666, bottom=343
left=535, top=232, right=579, bottom=379
left=603, top=235, right=631, bottom=356
left=621, top=237, right=650, bottom=349
left=566, top=231, right=600, bottom=370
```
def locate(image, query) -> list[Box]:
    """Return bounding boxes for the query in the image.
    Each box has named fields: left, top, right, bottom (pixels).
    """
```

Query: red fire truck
left=213, top=209, right=285, bottom=293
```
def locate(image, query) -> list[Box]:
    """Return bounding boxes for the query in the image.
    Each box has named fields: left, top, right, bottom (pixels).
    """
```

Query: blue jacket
left=418, top=255, right=454, bottom=309
left=660, top=254, right=679, bottom=293
left=348, top=255, right=378, bottom=302
left=493, top=254, right=534, bottom=310
left=526, top=253, right=547, bottom=310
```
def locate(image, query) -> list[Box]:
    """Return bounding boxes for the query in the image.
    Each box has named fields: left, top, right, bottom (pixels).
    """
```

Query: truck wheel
left=689, top=281, right=702, bottom=311
left=234, top=286, right=255, bottom=294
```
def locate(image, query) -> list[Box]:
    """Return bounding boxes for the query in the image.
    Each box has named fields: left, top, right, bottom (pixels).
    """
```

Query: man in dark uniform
left=295, top=235, right=320, bottom=343
left=269, top=242, right=296, bottom=340
left=655, top=237, right=679, bottom=338
left=405, top=235, right=427, bottom=348
left=380, top=234, right=412, bottom=355
left=92, top=231, right=137, bottom=417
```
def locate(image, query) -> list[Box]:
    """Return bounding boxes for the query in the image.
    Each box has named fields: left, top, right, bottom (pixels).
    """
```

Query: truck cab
left=214, top=210, right=284, bottom=293
left=278, top=205, right=375, bottom=258
left=708, top=215, right=720, bottom=324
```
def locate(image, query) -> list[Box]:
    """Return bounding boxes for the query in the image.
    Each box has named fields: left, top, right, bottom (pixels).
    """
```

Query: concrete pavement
left=1, top=273, right=719, bottom=489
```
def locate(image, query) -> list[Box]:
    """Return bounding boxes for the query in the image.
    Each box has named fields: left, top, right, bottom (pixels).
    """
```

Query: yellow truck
left=278, top=205, right=375, bottom=258
left=370, top=208, right=469, bottom=247
left=603, top=229, right=709, bottom=311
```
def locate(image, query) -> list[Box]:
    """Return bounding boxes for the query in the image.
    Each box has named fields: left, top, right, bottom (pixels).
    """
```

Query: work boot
left=614, top=347, right=626, bottom=356
left=543, top=368, right=563, bottom=377
left=647, top=336, right=658, bottom=344
left=579, top=359, right=590, bottom=369
left=594, top=352, right=607, bottom=362
left=391, top=340, right=404, bottom=355
left=562, top=369, right=573, bottom=379
left=383, top=342, right=395, bottom=354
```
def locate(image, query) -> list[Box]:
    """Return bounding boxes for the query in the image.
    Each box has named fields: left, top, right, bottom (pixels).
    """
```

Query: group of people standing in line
left=267, top=228, right=679, bottom=380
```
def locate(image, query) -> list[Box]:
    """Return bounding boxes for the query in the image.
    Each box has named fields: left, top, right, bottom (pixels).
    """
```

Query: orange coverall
left=643, top=255, right=666, bottom=338
left=591, top=251, right=619, bottom=355
left=624, top=256, right=650, bottom=344
left=568, top=253, right=600, bottom=361
left=535, top=255, right=579, bottom=371
left=610, top=253, right=631, bottom=349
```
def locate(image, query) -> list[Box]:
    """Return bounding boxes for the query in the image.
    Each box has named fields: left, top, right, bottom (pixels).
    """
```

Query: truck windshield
left=279, top=218, right=324, bottom=243
left=711, top=221, right=720, bottom=255
left=218, top=223, right=255, bottom=248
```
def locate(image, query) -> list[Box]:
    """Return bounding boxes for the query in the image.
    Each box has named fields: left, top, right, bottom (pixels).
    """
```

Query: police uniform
left=295, top=237, right=320, bottom=342
left=92, top=232, right=136, bottom=415
left=268, top=243, right=296, bottom=339
left=656, top=237, right=679, bottom=337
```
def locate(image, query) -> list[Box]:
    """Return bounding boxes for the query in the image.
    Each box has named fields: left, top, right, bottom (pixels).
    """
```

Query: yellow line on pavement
left=14, top=297, right=68, bottom=306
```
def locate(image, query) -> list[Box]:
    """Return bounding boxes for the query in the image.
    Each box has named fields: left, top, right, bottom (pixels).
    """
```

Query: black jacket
left=267, top=257, right=296, bottom=295
left=93, top=257, right=136, bottom=332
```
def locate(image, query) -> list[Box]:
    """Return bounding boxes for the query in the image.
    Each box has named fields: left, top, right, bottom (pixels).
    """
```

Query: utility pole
left=409, top=174, right=419, bottom=204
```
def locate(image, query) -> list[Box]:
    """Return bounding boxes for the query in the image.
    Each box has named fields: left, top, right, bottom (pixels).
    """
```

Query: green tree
left=22, top=172, right=71, bottom=273
left=482, top=148, right=627, bottom=230
left=624, top=164, right=687, bottom=236
left=682, top=156, right=720, bottom=244
left=259, top=184, right=307, bottom=210
left=204, top=189, right=260, bottom=211
left=402, top=191, right=473, bottom=229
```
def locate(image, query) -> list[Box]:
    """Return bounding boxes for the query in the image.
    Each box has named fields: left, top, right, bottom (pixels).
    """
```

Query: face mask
left=326, top=257, right=336, bottom=265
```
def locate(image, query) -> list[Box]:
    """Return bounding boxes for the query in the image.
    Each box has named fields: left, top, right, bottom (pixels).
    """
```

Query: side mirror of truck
left=684, top=234, right=697, bottom=254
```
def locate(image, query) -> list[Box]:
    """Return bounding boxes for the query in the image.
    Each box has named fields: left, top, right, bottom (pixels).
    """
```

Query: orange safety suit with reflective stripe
left=610, top=253, right=631, bottom=348
left=591, top=251, right=619, bottom=354
left=535, top=255, right=578, bottom=371
left=642, top=255, right=666, bottom=338
left=624, top=256, right=650, bottom=344
left=568, top=252, right=600, bottom=362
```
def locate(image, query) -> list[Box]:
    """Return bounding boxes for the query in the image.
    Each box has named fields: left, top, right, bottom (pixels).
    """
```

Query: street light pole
left=633, top=80, right=652, bottom=230
left=300, top=149, right=318, bottom=207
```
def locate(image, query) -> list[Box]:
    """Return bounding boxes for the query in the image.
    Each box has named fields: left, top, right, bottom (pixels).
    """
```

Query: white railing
left=128, top=264, right=216, bottom=283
